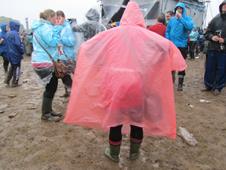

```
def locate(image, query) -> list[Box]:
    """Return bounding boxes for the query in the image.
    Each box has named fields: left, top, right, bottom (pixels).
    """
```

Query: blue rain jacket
left=6, top=21, right=24, bottom=64
left=0, top=23, right=8, bottom=57
left=166, top=2, right=193, bottom=48
left=58, top=20, right=76, bottom=61
left=31, top=19, right=63, bottom=65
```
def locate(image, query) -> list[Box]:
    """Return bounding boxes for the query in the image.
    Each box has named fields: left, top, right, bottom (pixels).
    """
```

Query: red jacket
left=148, top=23, right=166, bottom=37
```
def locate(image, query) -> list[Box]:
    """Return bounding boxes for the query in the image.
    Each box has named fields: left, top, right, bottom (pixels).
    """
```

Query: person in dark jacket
left=203, top=0, right=226, bottom=95
left=5, top=21, right=24, bottom=87
left=0, top=23, right=9, bottom=73
left=166, top=2, right=193, bottom=91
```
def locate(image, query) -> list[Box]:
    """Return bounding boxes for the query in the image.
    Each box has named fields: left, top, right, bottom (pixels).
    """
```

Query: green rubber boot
left=104, top=144, right=120, bottom=162
left=129, top=142, right=141, bottom=160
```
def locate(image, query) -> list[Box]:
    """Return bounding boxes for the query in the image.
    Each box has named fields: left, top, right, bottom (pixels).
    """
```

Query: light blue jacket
left=189, top=29, right=199, bottom=42
left=166, top=2, right=193, bottom=48
left=31, top=19, right=63, bottom=65
left=58, top=21, right=76, bottom=61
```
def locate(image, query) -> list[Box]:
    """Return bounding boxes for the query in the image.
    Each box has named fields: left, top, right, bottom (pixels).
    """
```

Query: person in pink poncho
left=64, top=1, right=186, bottom=162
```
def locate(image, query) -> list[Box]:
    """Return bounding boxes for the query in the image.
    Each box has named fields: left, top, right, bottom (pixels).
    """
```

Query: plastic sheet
left=64, top=2, right=186, bottom=138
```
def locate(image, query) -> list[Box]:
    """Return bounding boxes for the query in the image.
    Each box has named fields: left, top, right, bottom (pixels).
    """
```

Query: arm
left=61, top=25, right=76, bottom=47
left=179, top=17, right=193, bottom=31
left=205, top=19, right=215, bottom=41
left=13, top=32, right=24, bottom=55
left=72, top=24, right=86, bottom=33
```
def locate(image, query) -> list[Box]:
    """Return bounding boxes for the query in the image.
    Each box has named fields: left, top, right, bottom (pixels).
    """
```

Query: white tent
left=100, top=0, right=209, bottom=27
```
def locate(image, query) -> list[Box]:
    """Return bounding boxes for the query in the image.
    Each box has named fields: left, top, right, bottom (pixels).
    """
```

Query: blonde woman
left=31, top=9, right=63, bottom=122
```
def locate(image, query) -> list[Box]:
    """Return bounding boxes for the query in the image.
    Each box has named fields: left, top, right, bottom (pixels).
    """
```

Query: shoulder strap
left=33, top=34, right=55, bottom=63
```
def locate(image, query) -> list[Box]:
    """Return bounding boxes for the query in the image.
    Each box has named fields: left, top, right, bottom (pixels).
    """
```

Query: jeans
left=204, top=50, right=226, bottom=91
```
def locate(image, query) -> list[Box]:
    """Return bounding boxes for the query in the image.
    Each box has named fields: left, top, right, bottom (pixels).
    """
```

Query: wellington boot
left=42, top=97, right=53, bottom=115
left=104, top=144, right=120, bottom=162
left=177, top=77, right=184, bottom=91
left=129, top=142, right=141, bottom=160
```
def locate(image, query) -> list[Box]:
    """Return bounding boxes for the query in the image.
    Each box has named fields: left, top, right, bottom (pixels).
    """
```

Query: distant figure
left=147, top=14, right=166, bottom=37
left=0, top=23, right=9, bottom=73
left=56, top=10, right=75, bottom=97
left=166, top=2, right=193, bottom=91
left=72, top=8, right=106, bottom=41
left=165, top=10, right=174, bottom=25
left=64, top=2, right=186, bottom=162
left=5, top=21, right=24, bottom=87
left=189, top=28, right=199, bottom=59
left=203, top=0, right=226, bottom=95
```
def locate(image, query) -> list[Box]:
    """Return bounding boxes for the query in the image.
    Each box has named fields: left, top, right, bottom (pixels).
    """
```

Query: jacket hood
left=120, top=1, right=145, bottom=28
left=31, top=19, right=50, bottom=31
left=85, top=8, right=100, bottom=22
left=0, top=23, right=7, bottom=33
left=9, top=21, right=20, bottom=32
left=175, top=2, right=187, bottom=17
left=219, top=0, right=226, bottom=14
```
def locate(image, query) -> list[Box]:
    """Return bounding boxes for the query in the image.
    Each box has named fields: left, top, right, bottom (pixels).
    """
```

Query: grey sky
left=1, top=0, right=99, bottom=26
left=0, top=0, right=223, bottom=28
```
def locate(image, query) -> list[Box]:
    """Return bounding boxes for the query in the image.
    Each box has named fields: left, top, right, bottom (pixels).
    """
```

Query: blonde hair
left=40, top=9, right=55, bottom=20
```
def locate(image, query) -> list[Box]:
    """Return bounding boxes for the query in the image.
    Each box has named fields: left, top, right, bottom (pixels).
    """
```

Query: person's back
left=6, top=21, right=24, bottom=65
left=64, top=1, right=186, bottom=162
left=4, top=21, right=24, bottom=87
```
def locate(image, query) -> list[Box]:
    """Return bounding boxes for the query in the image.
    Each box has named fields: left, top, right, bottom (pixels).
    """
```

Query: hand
left=176, top=11, right=182, bottom=19
left=212, top=36, right=220, bottom=42
left=218, top=37, right=224, bottom=43
left=0, top=38, right=4, bottom=44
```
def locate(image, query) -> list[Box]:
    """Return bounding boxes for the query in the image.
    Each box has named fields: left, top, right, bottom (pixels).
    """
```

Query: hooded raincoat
left=72, top=8, right=106, bottom=41
left=205, top=0, right=226, bottom=51
left=58, top=20, right=76, bottom=61
left=0, top=23, right=8, bottom=57
left=64, top=2, right=186, bottom=139
left=31, top=19, right=63, bottom=84
left=6, top=21, right=24, bottom=65
left=166, top=2, right=193, bottom=48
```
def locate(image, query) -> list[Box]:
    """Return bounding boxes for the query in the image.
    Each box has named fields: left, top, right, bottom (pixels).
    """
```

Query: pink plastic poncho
left=64, top=2, right=186, bottom=139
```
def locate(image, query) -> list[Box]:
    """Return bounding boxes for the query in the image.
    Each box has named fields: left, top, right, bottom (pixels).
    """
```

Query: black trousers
left=44, top=73, right=72, bottom=99
left=6, top=63, right=21, bottom=84
left=2, top=56, right=9, bottom=73
left=44, top=73, right=58, bottom=99
left=109, top=125, right=143, bottom=145
left=189, top=41, right=196, bottom=59
left=178, top=47, right=188, bottom=76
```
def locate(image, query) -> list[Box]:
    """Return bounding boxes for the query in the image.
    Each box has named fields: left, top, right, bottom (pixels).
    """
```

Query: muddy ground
left=0, top=54, right=226, bottom=170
